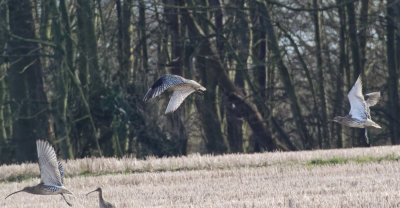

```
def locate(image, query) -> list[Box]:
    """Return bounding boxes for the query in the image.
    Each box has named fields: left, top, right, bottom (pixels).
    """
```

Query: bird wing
left=365, top=92, right=380, bottom=107
left=347, top=76, right=367, bottom=120
left=143, top=74, right=186, bottom=101
left=58, top=161, right=64, bottom=184
left=36, top=140, right=63, bottom=186
left=165, top=87, right=196, bottom=114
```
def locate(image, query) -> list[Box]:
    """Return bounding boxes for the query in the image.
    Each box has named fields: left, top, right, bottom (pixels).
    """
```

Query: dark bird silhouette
left=86, top=187, right=115, bottom=208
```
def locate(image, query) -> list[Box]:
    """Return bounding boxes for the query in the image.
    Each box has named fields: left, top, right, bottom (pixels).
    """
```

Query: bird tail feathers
left=366, top=119, right=381, bottom=129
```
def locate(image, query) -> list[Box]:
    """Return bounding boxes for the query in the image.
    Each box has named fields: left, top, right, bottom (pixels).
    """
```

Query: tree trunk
left=183, top=1, right=227, bottom=154
left=213, top=0, right=224, bottom=61
left=115, top=0, right=133, bottom=155
left=262, top=2, right=312, bottom=149
left=225, top=0, right=248, bottom=152
left=138, top=0, right=149, bottom=72
left=249, top=1, right=267, bottom=113
left=277, top=24, right=318, bottom=150
left=51, top=0, right=74, bottom=159
left=248, top=1, right=283, bottom=151
left=39, top=0, right=51, bottom=70
left=396, top=3, right=400, bottom=76
left=165, top=0, right=184, bottom=75
left=76, top=0, right=102, bottom=155
left=164, top=0, right=189, bottom=155
left=359, top=0, right=369, bottom=79
left=0, top=2, right=9, bottom=161
left=334, top=0, right=346, bottom=148
left=395, top=2, right=400, bottom=143
left=386, top=0, right=400, bottom=144
left=196, top=60, right=227, bottom=154
left=7, top=0, right=51, bottom=162
left=346, top=1, right=366, bottom=147
left=76, top=0, right=101, bottom=94
left=116, top=0, right=132, bottom=88
left=312, top=0, right=329, bottom=148
left=183, top=11, right=283, bottom=151
left=346, top=2, right=361, bottom=79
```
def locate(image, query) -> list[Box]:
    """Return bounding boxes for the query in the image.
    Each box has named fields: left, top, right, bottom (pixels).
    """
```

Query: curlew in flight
left=143, top=74, right=206, bottom=114
left=332, top=75, right=381, bottom=144
left=5, top=140, right=73, bottom=206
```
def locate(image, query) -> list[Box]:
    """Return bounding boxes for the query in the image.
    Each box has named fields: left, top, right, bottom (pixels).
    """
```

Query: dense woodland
left=0, top=0, right=399, bottom=163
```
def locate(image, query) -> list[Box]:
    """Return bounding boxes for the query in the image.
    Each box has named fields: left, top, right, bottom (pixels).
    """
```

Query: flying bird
left=5, top=140, right=73, bottom=206
left=86, top=187, right=115, bottom=208
left=143, top=74, right=206, bottom=114
left=332, top=75, right=381, bottom=144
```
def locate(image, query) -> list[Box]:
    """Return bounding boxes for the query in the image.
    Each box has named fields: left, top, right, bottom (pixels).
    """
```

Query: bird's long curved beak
left=5, top=190, right=24, bottom=199
left=86, top=190, right=97, bottom=196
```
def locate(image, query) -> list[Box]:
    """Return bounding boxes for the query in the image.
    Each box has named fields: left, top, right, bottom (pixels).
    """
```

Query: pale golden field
left=1, top=145, right=400, bottom=207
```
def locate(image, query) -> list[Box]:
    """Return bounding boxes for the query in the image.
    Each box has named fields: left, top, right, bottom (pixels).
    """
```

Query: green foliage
left=354, top=155, right=375, bottom=163
left=0, top=173, right=38, bottom=183
left=355, top=153, right=400, bottom=163
left=307, top=153, right=400, bottom=167
left=307, top=157, right=349, bottom=166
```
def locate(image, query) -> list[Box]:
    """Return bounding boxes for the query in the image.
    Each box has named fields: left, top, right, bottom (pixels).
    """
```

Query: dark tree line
left=0, top=0, right=399, bottom=163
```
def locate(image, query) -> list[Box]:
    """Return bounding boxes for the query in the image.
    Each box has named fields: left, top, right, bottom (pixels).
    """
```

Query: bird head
left=332, top=116, right=347, bottom=124
left=196, top=88, right=206, bottom=95
left=196, top=85, right=206, bottom=95
left=198, top=85, right=206, bottom=91
left=188, top=80, right=206, bottom=91
left=86, top=187, right=102, bottom=196
left=5, top=186, right=32, bottom=199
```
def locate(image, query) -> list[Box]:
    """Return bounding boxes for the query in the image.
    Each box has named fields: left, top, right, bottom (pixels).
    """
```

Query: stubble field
left=1, top=145, right=400, bottom=207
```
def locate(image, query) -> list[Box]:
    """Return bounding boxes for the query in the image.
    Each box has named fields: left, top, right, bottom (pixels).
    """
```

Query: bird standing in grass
left=143, top=74, right=206, bottom=114
left=86, top=187, right=115, bottom=208
left=332, top=75, right=381, bottom=144
left=5, top=140, right=73, bottom=206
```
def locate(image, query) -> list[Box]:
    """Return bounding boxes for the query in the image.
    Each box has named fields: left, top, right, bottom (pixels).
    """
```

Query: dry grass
left=1, top=145, right=400, bottom=207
